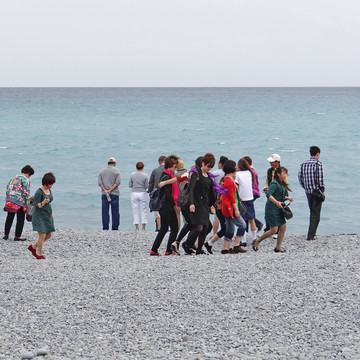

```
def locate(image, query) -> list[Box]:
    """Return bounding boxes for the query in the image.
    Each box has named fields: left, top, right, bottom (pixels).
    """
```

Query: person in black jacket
left=150, top=155, right=180, bottom=256
left=182, top=153, right=216, bottom=255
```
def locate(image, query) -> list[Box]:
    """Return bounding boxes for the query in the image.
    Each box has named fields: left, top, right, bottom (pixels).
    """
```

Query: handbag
left=235, top=192, right=247, bottom=216
left=26, top=196, right=35, bottom=222
left=312, top=188, right=325, bottom=202
left=238, top=200, right=247, bottom=216
left=281, top=201, right=293, bottom=220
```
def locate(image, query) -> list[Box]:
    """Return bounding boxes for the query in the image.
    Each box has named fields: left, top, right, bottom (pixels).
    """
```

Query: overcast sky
left=1, top=0, right=360, bottom=87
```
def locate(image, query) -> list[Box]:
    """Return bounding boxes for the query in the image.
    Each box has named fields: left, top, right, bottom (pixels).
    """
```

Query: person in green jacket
left=253, top=167, right=293, bottom=253
left=28, top=173, right=56, bottom=260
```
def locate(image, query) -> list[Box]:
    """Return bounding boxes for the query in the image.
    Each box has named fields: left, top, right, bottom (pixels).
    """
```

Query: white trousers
left=131, top=192, right=148, bottom=225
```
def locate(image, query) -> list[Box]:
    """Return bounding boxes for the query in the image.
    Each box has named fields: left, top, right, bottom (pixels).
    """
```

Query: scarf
left=163, top=169, right=180, bottom=207
left=189, top=168, right=228, bottom=195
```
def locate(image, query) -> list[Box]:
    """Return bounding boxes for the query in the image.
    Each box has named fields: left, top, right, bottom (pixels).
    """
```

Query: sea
left=0, top=87, right=359, bottom=235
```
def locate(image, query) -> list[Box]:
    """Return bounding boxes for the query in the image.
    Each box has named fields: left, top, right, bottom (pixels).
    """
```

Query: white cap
left=267, top=153, right=281, bottom=162
left=108, top=157, right=117, bottom=163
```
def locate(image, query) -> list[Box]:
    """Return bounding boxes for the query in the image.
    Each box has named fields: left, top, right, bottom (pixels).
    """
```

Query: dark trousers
left=176, top=207, right=191, bottom=244
left=152, top=209, right=178, bottom=253
left=306, top=193, right=322, bottom=239
left=102, top=195, right=120, bottom=230
left=5, top=208, right=25, bottom=238
left=216, top=209, right=226, bottom=239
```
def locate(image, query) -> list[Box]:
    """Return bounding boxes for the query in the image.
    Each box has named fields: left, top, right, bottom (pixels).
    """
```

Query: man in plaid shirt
left=298, top=146, right=325, bottom=240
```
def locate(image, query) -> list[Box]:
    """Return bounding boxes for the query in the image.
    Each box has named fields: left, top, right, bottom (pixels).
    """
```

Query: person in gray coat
left=148, top=155, right=165, bottom=231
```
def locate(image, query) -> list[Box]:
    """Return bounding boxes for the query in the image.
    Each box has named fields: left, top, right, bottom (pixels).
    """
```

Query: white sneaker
left=272, top=234, right=278, bottom=239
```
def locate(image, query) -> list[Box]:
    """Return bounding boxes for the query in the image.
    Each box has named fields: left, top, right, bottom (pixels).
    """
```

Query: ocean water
left=0, top=87, right=359, bottom=235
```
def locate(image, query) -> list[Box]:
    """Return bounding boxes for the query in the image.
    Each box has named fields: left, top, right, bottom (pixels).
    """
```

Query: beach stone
left=36, top=348, right=49, bottom=356
left=1, top=230, right=359, bottom=359
left=20, top=352, right=34, bottom=359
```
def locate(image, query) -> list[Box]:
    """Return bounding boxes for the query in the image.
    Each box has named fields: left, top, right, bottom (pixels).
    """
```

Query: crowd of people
left=3, top=146, right=325, bottom=259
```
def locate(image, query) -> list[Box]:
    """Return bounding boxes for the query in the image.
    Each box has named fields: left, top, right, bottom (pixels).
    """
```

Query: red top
left=221, top=176, right=236, bottom=218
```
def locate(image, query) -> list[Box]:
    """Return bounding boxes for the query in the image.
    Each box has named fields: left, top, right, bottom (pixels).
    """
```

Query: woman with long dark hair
left=235, top=158, right=257, bottom=246
left=253, top=166, right=293, bottom=253
left=182, top=153, right=216, bottom=255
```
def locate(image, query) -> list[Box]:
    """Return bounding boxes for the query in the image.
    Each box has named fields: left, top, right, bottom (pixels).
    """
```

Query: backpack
left=26, top=196, right=35, bottom=222
left=177, top=182, right=190, bottom=209
left=149, top=187, right=163, bottom=212
left=177, top=171, right=200, bottom=209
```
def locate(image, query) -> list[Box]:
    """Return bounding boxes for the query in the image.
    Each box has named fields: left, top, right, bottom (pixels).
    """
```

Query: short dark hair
left=310, top=146, right=320, bottom=156
left=21, top=165, right=34, bottom=176
left=223, top=160, right=237, bottom=175
left=202, top=153, right=215, bottom=168
left=42, top=172, right=56, bottom=186
left=219, top=156, right=228, bottom=166
left=158, top=156, right=166, bottom=164
left=136, top=162, right=144, bottom=170
left=164, top=155, right=179, bottom=169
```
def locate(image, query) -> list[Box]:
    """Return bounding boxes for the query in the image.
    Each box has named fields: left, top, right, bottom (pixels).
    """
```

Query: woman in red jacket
left=221, top=160, right=247, bottom=254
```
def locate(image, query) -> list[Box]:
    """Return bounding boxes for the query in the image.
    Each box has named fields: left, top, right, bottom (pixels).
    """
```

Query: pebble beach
left=1, top=230, right=359, bottom=360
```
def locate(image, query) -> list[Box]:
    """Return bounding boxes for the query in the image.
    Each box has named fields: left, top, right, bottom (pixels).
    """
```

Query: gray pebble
left=1, top=230, right=359, bottom=359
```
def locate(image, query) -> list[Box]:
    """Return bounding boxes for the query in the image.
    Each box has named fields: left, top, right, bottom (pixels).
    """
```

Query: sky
left=1, top=0, right=360, bottom=87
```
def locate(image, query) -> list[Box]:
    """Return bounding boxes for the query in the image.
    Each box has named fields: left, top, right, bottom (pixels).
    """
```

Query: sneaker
left=272, top=234, right=278, bottom=239
left=165, top=251, right=180, bottom=256
left=150, top=250, right=161, bottom=256
left=195, top=250, right=208, bottom=255
left=170, top=246, right=181, bottom=255
left=182, top=243, right=195, bottom=255
left=233, top=245, right=247, bottom=254
left=3, top=235, right=9, bottom=240
left=204, top=242, right=213, bottom=254
left=221, top=249, right=230, bottom=254
left=240, top=242, right=247, bottom=247
left=171, top=241, right=180, bottom=254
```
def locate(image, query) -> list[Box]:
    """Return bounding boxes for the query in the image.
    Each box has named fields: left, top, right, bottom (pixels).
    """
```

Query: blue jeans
left=102, top=195, right=120, bottom=230
left=224, top=216, right=246, bottom=240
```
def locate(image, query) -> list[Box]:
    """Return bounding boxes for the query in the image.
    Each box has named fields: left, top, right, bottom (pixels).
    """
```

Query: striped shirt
left=298, top=158, right=325, bottom=194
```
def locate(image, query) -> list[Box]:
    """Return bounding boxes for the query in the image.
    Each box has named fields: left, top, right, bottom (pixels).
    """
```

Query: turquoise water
left=0, top=87, right=359, bottom=234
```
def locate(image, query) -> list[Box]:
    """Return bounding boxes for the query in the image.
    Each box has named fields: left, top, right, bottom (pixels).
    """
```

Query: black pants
left=4, top=208, right=25, bottom=238
left=151, top=209, right=178, bottom=253
left=306, top=193, right=322, bottom=239
left=176, top=207, right=191, bottom=244
left=216, top=209, right=226, bottom=239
